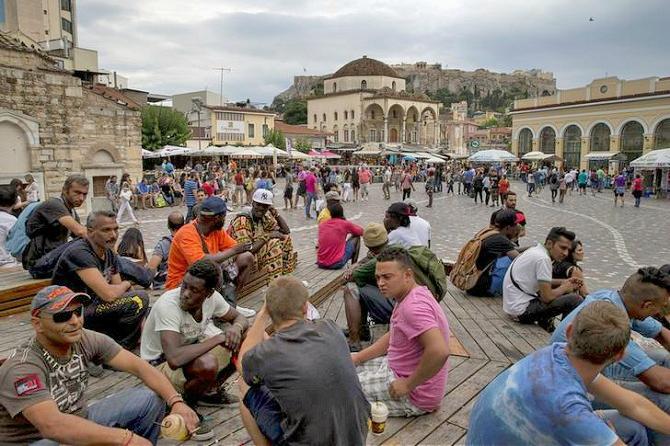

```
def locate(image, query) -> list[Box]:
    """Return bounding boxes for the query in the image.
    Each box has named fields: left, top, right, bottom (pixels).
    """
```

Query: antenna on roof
left=213, top=67, right=232, bottom=106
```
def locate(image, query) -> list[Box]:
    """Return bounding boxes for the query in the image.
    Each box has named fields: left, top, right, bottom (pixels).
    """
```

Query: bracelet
left=121, top=430, right=133, bottom=446
left=167, top=394, right=184, bottom=408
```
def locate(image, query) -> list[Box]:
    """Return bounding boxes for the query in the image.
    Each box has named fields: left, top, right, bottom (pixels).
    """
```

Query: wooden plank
left=458, top=319, right=509, bottom=363
left=419, top=422, right=467, bottom=446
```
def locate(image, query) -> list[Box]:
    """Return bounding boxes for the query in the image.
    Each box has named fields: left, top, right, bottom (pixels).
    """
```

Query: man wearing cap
left=385, top=202, right=423, bottom=249
left=405, top=199, right=431, bottom=248
left=0, top=285, right=200, bottom=445
left=317, top=190, right=342, bottom=224
left=228, top=189, right=296, bottom=281
left=166, top=197, right=254, bottom=309
left=51, top=211, right=149, bottom=350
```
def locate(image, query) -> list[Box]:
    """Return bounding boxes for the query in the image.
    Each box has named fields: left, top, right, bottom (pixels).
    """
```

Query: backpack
left=450, top=226, right=499, bottom=291
left=6, top=201, right=41, bottom=259
left=407, top=246, right=448, bottom=301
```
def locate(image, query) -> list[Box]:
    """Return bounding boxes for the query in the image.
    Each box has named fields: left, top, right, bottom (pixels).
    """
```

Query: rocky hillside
left=272, top=63, right=556, bottom=111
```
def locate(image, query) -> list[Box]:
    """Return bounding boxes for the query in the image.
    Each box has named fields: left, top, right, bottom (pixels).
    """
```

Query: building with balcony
left=511, top=76, right=670, bottom=170
left=307, top=56, right=441, bottom=147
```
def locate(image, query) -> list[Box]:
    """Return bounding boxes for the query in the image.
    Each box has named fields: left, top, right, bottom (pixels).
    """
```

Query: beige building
left=172, top=90, right=224, bottom=149
left=274, top=120, right=331, bottom=149
left=307, top=56, right=441, bottom=147
left=209, top=106, right=275, bottom=146
left=511, top=76, right=670, bottom=169
left=0, top=32, right=142, bottom=214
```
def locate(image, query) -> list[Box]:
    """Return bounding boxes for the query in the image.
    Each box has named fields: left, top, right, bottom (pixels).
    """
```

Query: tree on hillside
left=263, top=128, right=286, bottom=150
left=479, top=117, right=500, bottom=128
left=141, top=106, right=191, bottom=150
left=283, top=100, right=307, bottom=125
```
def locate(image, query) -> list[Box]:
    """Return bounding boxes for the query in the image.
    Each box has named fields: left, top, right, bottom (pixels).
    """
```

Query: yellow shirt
left=317, top=208, right=331, bottom=224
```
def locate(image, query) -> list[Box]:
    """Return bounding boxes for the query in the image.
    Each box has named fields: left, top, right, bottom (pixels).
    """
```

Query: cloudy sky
left=78, top=0, right=669, bottom=105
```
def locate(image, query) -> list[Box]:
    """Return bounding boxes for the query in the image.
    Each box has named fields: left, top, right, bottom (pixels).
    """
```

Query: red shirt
left=499, top=179, right=510, bottom=194
left=202, top=182, right=215, bottom=196
left=234, top=173, right=244, bottom=186
left=317, top=218, right=363, bottom=266
left=359, top=169, right=372, bottom=184
left=632, top=177, right=643, bottom=191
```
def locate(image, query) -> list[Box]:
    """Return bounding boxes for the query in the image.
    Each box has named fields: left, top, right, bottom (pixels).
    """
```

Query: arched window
left=361, top=80, right=367, bottom=90
left=392, top=110, right=397, bottom=118
left=333, top=82, right=337, bottom=93
left=518, top=128, right=532, bottom=155
left=539, top=127, right=556, bottom=154
left=344, top=129, right=349, bottom=142
left=322, top=113, right=326, bottom=122
left=334, top=112, right=338, bottom=121
left=371, top=110, right=375, bottom=120
left=563, top=125, right=582, bottom=170
left=351, top=110, right=355, bottom=120
left=369, top=129, right=376, bottom=142
left=344, top=111, right=348, bottom=120
left=590, top=123, right=611, bottom=152
left=350, top=129, right=355, bottom=141
left=654, top=118, right=670, bottom=149
left=333, top=126, right=339, bottom=143
left=392, top=81, right=396, bottom=91
left=313, top=114, right=317, bottom=123
left=620, top=121, right=644, bottom=162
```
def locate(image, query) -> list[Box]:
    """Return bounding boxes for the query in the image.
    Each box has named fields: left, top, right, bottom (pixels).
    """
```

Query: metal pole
left=213, top=67, right=232, bottom=106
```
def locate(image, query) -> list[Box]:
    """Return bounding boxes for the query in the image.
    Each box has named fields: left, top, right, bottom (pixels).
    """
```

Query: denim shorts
left=243, top=385, right=286, bottom=445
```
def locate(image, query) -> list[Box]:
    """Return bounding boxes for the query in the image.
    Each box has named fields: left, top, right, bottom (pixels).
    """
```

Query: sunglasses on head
left=46, top=306, right=84, bottom=324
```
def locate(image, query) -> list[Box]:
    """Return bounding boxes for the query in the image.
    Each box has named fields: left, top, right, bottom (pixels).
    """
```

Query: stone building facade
left=510, top=76, right=670, bottom=170
left=0, top=32, right=142, bottom=213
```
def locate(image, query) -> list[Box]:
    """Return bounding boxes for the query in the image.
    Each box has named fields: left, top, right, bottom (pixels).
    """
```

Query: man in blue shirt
left=552, top=267, right=670, bottom=444
left=136, top=177, right=151, bottom=209
left=469, top=301, right=670, bottom=445
left=462, top=167, right=475, bottom=195
left=183, top=172, right=199, bottom=222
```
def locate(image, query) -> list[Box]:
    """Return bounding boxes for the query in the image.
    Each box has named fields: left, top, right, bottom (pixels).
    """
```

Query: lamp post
left=191, top=97, right=204, bottom=151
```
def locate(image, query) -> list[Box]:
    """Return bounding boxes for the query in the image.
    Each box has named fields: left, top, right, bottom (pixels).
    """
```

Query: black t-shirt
left=23, top=198, right=79, bottom=268
left=242, top=319, right=370, bottom=445
left=52, top=238, right=120, bottom=303
left=553, top=260, right=580, bottom=280
left=469, top=234, right=516, bottom=295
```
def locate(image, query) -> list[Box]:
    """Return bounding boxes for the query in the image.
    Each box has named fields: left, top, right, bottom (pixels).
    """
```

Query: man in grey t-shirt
left=238, top=276, right=370, bottom=445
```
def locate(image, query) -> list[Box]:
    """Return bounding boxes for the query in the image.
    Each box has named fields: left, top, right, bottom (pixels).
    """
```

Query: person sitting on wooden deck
left=384, top=202, right=423, bottom=249
left=166, top=196, right=255, bottom=316
left=141, top=259, right=248, bottom=408
left=0, top=285, right=199, bottom=445
left=468, top=301, right=670, bottom=446
left=352, top=247, right=450, bottom=417
left=51, top=211, right=149, bottom=351
left=227, top=189, right=296, bottom=281
left=551, top=267, right=670, bottom=445
left=316, top=202, right=362, bottom=270
left=238, top=276, right=370, bottom=446
left=22, top=174, right=88, bottom=270
left=0, top=185, right=19, bottom=268
left=147, top=211, right=184, bottom=289
left=502, top=226, right=584, bottom=332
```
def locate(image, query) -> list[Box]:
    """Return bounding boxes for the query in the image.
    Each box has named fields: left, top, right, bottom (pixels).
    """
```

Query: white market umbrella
left=521, top=151, right=562, bottom=161
left=142, top=149, right=159, bottom=159
left=468, top=149, right=518, bottom=163
left=630, top=148, right=670, bottom=169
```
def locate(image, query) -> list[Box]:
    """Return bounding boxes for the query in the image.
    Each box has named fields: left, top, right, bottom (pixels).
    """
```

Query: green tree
left=283, top=100, right=307, bottom=125
left=141, top=106, right=191, bottom=150
left=479, top=117, right=500, bottom=128
left=294, top=137, right=311, bottom=153
left=263, top=128, right=286, bottom=150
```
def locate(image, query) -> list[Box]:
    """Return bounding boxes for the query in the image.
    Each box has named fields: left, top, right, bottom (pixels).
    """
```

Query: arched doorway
left=590, top=123, right=611, bottom=152
left=654, top=118, right=670, bottom=149
left=387, top=104, right=404, bottom=143
left=0, top=121, right=32, bottom=175
left=389, top=128, right=399, bottom=143
left=539, top=126, right=556, bottom=154
left=419, top=107, right=438, bottom=146
left=405, top=106, right=419, bottom=143
left=518, top=128, right=533, bottom=155
left=563, top=125, right=582, bottom=170
left=620, top=121, right=644, bottom=164
left=363, top=104, right=384, bottom=143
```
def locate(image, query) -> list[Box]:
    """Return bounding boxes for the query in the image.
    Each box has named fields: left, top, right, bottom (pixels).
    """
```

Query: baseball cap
left=515, top=211, right=527, bottom=226
left=200, top=196, right=228, bottom=216
left=325, top=191, right=341, bottom=201
left=403, top=198, right=418, bottom=214
left=363, top=223, right=388, bottom=248
left=252, top=188, right=274, bottom=205
left=387, top=202, right=412, bottom=217
left=31, top=285, right=90, bottom=316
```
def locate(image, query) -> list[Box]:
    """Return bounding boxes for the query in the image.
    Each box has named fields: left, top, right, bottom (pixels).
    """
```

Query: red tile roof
left=86, top=83, right=142, bottom=110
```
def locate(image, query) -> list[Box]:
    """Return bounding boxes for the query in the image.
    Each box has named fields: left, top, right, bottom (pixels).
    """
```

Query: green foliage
left=479, top=117, right=500, bottom=128
left=428, top=86, right=532, bottom=115
left=310, top=82, right=324, bottom=97
left=294, top=137, right=311, bottom=153
left=501, top=114, right=513, bottom=127
left=141, top=106, right=191, bottom=150
left=283, top=100, right=307, bottom=125
left=263, top=128, right=286, bottom=150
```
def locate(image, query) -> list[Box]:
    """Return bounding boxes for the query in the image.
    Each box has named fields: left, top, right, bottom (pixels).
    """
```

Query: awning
left=585, top=152, right=627, bottom=161
left=521, top=151, right=560, bottom=161
left=469, top=149, right=519, bottom=163
left=426, top=156, right=446, bottom=164
left=630, top=148, right=670, bottom=169
left=355, top=148, right=383, bottom=156
left=289, top=151, right=310, bottom=159
left=252, top=145, right=290, bottom=157
left=412, top=152, right=435, bottom=160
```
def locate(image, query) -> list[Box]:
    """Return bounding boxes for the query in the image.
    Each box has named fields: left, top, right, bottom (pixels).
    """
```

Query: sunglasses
left=46, top=306, right=84, bottom=324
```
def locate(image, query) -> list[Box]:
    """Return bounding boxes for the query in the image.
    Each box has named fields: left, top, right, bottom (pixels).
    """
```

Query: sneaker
left=197, top=388, right=239, bottom=407
left=191, top=412, right=215, bottom=441
left=236, top=306, right=256, bottom=318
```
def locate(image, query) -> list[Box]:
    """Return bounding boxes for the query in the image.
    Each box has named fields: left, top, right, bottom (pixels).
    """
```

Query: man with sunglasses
left=0, top=285, right=200, bottom=445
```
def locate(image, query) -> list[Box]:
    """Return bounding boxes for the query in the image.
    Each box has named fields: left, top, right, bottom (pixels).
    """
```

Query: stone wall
left=0, top=41, right=141, bottom=212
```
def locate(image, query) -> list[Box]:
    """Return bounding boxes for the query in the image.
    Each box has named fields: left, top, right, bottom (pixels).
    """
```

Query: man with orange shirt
left=166, top=197, right=254, bottom=311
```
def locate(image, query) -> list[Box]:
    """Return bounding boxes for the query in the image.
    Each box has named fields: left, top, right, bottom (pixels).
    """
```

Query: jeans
left=382, top=181, right=391, bottom=199
left=186, top=205, right=194, bottom=223
left=484, top=188, right=490, bottom=205
left=551, top=188, right=558, bottom=202
left=517, top=294, right=582, bottom=327
left=527, top=183, right=535, bottom=195
left=31, top=387, right=166, bottom=445
left=402, top=188, right=411, bottom=200
left=358, top=284, right=394, bottom=324
left=305, top=191, right=316, bottom=218
left=473, top=187, right=483, bottom=203
left=600, top=410, right=649, bottom=446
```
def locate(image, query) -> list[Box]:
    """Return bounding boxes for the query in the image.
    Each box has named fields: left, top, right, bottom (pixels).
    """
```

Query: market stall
left=584, top=152, right=627, bottom=173
left=630, top=148, right=670, bottom=198
left=469, top=149, right=519, bottom=164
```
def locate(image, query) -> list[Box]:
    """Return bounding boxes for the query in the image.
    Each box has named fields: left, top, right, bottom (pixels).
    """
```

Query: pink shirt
left=317, top=218, right=363, bottom=266
left=305, top=173, right=317, bottom=194
left=359, top=169, right=372, bottom=184
left=388, top=285, right=450, bottom=411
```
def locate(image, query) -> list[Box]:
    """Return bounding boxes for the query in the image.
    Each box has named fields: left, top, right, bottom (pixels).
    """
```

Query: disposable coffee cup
left=370, top=401, right=389, bottom=435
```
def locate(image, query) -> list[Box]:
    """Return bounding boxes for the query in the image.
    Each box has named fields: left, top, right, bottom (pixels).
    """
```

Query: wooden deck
left=0, top=245, right=550, bottom=445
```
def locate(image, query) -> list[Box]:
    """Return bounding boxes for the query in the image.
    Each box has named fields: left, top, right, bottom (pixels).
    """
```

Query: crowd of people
left=0, top=156, right=668, bottom=446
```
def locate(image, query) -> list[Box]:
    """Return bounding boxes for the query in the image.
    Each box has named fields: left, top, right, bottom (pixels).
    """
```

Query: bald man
left=149, top=211, right=185, bottom=289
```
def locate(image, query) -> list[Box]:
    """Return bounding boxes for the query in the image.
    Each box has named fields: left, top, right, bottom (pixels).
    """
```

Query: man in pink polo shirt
left=358, top=166, right=372, bottom=201
left=352, top=246, right=450, bottom=416
left=304, top=168, right=318, bottom=219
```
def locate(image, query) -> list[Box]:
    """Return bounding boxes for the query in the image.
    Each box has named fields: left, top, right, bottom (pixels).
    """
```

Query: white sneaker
left=236, top=306, right=256, bottom=318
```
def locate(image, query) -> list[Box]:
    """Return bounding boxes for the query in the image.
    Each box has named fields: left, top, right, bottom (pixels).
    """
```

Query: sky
left=78, top=0, right=670, bottom=105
